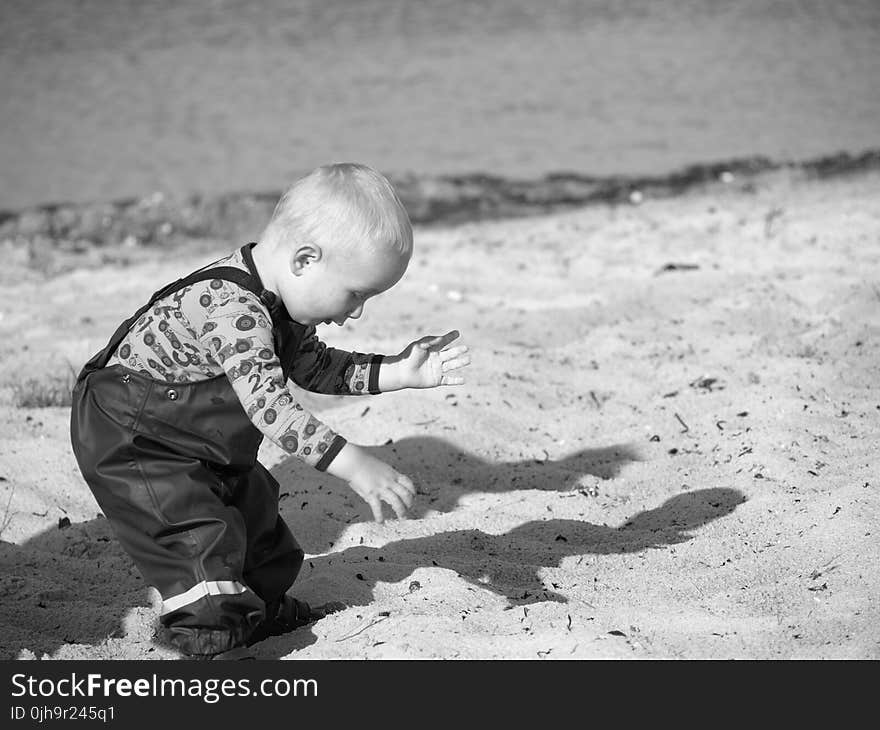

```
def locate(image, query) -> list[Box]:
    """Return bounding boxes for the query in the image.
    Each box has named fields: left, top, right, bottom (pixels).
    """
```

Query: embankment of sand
left=2, top=149, right=879, bottom=277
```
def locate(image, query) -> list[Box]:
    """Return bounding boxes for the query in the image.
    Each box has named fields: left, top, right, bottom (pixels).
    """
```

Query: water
left=1, top=0, right=879, bottom=209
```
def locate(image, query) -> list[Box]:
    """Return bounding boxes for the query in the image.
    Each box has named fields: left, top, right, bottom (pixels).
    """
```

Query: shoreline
left=1, top=149, right=879, bottom=276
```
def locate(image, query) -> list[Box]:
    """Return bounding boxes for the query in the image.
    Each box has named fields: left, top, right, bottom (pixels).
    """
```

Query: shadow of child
left=273, top=435, right=643, bottom=554
left=293, top=487, right=746, bottom=610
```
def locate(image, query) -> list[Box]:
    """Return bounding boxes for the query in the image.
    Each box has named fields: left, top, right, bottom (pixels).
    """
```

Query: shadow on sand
left=1, top=436, right=744, bottom=660
left=0, top=516, right=149, bottom=659
left=272, top=435, right=644, bottom=554
left=259, top=433, right=744, bottom=656
left=256, top=485, right=745, bottom=657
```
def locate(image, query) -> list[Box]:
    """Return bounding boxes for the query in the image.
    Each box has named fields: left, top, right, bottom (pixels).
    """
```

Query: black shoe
left=211, top=646, right=256, bottom=660
left=247, top=596, right=346, bottom=645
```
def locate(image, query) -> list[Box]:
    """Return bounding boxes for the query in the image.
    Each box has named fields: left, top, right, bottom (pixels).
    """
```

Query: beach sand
left=0, top=170, right=878, bottom=659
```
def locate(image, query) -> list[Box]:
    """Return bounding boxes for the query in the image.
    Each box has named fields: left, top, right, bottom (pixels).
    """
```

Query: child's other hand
left=396, top=330, right=471, bottom=389
left=329, top=443, right=416, bottom=523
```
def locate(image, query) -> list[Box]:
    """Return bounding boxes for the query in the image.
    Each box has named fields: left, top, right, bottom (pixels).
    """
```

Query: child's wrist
left=377, top=355, right=407, bottom=392
left=324, top=442, right=361, bottom=482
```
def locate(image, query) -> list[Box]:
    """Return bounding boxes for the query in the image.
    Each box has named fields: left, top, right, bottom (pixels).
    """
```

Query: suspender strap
left=142, top=243, right=278, bottom=314
left=145, top=266, right=265, bottom=308
left=91, top=244, right=289, bottom=371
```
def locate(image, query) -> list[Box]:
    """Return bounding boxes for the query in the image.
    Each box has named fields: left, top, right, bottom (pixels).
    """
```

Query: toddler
left=69, top=163, right=470, bottom=658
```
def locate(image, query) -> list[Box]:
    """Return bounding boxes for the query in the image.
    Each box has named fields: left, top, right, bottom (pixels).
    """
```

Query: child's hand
left=327, top=443, right=416, bottom=523
left=394, top=330, right=471, bottom=389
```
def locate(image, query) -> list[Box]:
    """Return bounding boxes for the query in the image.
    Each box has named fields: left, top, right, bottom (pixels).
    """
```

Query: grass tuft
left=12, top=366, right=77, bottom=408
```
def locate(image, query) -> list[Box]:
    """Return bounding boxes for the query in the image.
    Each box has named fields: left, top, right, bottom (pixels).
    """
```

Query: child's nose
left=348, top=303, right=364, bottom=319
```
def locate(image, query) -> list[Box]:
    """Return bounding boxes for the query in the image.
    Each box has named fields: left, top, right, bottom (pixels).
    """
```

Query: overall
left=70, top=244, right=307, bottom=657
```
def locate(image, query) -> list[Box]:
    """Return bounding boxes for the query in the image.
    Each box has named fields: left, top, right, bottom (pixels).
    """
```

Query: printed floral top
left=106, top=248, right=381, bottom=470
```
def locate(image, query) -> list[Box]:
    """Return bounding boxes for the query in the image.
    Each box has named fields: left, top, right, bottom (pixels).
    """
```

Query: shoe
left=246, top=596, right=345, bottom=645
left=211, top=646, right=256, bottom=661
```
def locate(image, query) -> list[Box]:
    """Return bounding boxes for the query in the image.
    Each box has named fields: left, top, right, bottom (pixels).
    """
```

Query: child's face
left=282, top=244, right=409, bottom=327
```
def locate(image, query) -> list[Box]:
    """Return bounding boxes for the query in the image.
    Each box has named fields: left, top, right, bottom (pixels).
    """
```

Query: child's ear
left=290, top=244, right=322, bottom=276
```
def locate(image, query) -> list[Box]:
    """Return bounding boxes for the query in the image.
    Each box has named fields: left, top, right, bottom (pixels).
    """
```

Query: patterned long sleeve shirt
left=106, top=248, right=381, bottom=470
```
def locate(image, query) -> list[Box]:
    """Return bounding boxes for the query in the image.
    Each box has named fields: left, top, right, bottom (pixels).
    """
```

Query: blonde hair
left=265, top=163, right=412, bottom=260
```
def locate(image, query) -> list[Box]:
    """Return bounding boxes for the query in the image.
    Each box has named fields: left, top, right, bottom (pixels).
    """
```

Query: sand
left=0, top=170, right=878, bottom=660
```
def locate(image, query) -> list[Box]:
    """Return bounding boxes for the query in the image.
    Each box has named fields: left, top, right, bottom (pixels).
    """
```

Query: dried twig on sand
left=0, top=484, right=16, bottom=539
